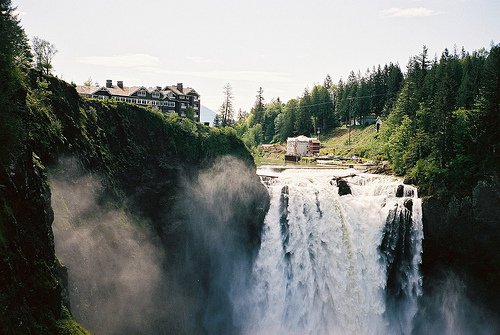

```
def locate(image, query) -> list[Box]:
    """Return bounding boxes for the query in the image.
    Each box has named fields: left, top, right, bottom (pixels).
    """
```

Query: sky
left=15, top=0, right=500, bottom=113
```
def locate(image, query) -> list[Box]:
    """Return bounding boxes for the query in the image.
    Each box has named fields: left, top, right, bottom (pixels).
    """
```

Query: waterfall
left=243, top=167, right=423, bottom=335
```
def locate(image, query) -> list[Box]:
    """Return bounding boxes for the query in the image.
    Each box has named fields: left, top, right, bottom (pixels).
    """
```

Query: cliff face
left=0, top=71, right=269, bottom=334
left=421, top=179, right=500, bottom=316
left=0, top=150, right=87, bottom=334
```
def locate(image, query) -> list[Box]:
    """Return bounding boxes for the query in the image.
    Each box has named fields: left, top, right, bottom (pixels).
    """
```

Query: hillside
left=320, top=124, right=385, bottom=160
left=258, top=124, right=387, bottom=168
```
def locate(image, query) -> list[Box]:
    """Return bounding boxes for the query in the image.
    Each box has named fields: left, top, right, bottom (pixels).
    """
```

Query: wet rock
left=337, top=179, right=351, bottom=196
left=404, top=198, right=413, bottom=211
left=396, top=185, right=404, bottom=197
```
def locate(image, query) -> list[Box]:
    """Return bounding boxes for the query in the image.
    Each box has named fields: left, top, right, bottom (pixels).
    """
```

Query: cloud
left=186, top=56, right=212, bottom=64
left=136, top=66, right=292, bottom=83
left=381, top=7, right=442, bottom=18
left=77, top=54, right=289, bottom=83
left=77, top=53, right=160, bottom=68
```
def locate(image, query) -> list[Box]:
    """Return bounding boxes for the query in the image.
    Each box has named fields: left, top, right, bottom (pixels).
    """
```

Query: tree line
left=214, top=44, right=499, bottom=195
left=214, top=63, right=406, bottom=147
left=382, top=45, right=499, bottom=196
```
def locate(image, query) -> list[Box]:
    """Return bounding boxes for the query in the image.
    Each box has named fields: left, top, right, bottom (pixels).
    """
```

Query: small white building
left=286, top=136, right=320, bottom=157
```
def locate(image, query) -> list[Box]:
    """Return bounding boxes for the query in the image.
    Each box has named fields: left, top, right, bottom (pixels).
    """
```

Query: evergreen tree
left=295, top=88, right=313, bottom=135
left=250, top=87, right=265, bottom=126
left=431, top=49, right=462, bottom=167
left=236, top=108, right=248, bottom=121
left=323, top=74, right=333, bottom=89
left=262, top=99, right=282, bottom=143
left=457, top=49, right=487, bottom=109
left=218, top=83, right=234, bottom=126
left=474, top=45, right=500, bottom=165
left=213, top=114, right=221, bottom=128
left=0, top=0, right=32, bottom=161
left=274, top=99, right=298, bottom=142
left=383, top=63, right=403, bottom=114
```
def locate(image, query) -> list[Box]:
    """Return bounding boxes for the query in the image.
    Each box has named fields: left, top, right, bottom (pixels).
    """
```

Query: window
left=138, top=90, right=146, bottom=97
left=152, top=92, right=160, bottom=98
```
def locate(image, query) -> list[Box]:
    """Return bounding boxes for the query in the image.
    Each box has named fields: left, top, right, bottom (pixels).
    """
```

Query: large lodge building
left=76, top=80, right=201, bottom=122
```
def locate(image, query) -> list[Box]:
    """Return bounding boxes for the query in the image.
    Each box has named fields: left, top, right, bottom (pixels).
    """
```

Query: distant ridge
left=200, top=105, right=216, bottom=125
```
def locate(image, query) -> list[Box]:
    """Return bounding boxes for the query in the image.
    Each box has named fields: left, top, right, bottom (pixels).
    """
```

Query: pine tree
left=323, top=74, right=333, bottom=89
left=250, top=87, right=265, bottom=126
left=236, top=108, right=248, bottom=121
left=295, top=88, right=313, bottom=135
left=218, top=83, right=234, bottom=126
left=213, top=114, right=221, bottom=128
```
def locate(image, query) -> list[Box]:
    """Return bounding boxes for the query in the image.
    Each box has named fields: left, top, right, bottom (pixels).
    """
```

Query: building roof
left=184, top=87, right=199, bottom=96
left=288, top=135, right=319, bottom=142
left=164, top=85, right=199, bottom=96
left=75, top=85, right=101, bottom=95
left=76, top=82, right=199, bottom=99
left=107, top=86, right=141, bottom=97
left=164, top=85, right=183, bottom=95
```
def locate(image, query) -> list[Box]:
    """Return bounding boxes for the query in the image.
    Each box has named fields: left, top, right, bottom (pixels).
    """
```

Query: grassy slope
left=319, top=124, right=386, bottom=160
left=258, top=124, right=387, bottom=165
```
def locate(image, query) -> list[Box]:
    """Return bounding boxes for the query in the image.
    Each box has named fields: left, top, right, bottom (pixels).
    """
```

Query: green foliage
left=387, top=115, right=414, bottom=174
left=55, top=306, right=90, bottom=335
left=217, top=83, right=234, bottom=126
left=250, top=87, right=265, bottom=126
left=185, top=106, right=196, bottom=121
left=31, top=36, right=57, bottom=75
left=242, top=124, right=263, bottom=148
left=408, top=158, right=445, bottom=195
left=232, top=44, right=497, bottom=199
left=384, top=44, right=500, bottom=197
left=26, top=78, right=64, bottom=160
left=1, top=67, right=256, bottom=334
left=0, top=0, right=32, bottom=163
left=319, top=124, right=385, bottom=160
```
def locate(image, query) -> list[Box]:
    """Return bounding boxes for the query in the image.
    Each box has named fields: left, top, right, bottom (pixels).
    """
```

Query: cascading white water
left=243, top=167, right=423, bottom=335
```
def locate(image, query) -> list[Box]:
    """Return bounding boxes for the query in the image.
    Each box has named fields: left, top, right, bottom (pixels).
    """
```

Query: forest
left=225, top=45, right=499, bottom=197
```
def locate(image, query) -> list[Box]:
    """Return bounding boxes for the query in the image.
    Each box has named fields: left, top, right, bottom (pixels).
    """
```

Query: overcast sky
left=16, top=0, right=499, bottom=113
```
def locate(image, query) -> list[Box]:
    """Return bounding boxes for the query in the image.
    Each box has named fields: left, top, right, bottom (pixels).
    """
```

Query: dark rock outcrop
left=421, top=179, right=500, bottom=318
left=380, top=203, right=413, bottom=299
left=403, top=198, right=413, bottom=211
left=396, top=185, right=404, bottom=197
left=337, top=179, right=352, bottom=196
left=0, top=150, right=82, bottom=334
